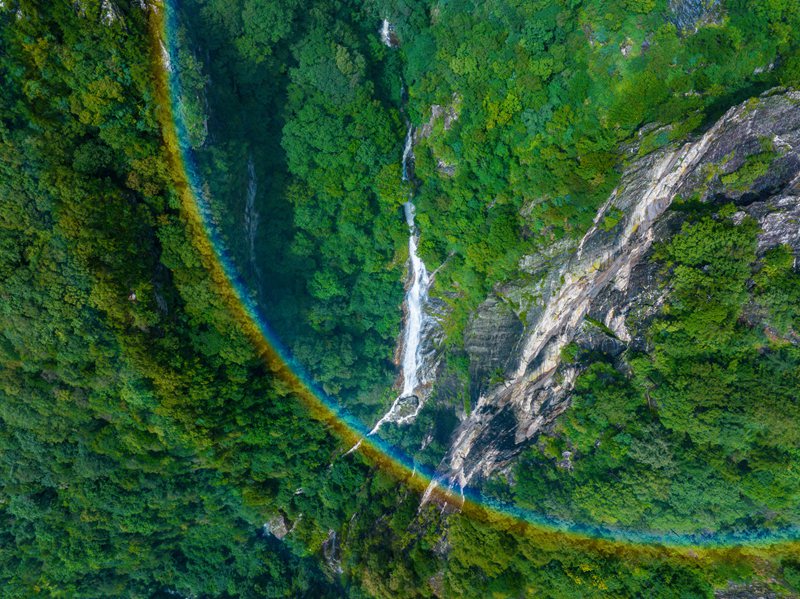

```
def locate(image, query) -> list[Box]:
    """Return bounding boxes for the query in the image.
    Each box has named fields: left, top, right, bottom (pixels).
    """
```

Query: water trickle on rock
left=244, top=155, right=262, bottom=289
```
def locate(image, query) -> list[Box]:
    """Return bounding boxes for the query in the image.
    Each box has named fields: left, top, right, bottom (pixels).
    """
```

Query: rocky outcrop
left=263, top=514, right=289, bottom=539
left=322, top=529, right=343, bottom=575
left=669, top=0, right=721, bottom=33
left=416, top=95, right=461, bottom=177
left=431, top=90, right=800, bottom=491
left=416, top=95, right=460, bottom=140
left=714, top=582, right=779, bottom=599
left=463, top=296, right=524, bottom=401
left=742, top=194, right=800, bottom=254
left=418, top=296, right=447, bottom=385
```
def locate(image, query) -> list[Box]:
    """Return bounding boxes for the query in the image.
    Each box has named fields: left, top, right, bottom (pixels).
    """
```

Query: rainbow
left=148, top=0, right=800, bottom=556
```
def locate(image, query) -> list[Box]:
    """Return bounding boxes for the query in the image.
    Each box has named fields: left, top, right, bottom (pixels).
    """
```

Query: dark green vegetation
left=0, top=2, right=348, bottom=594
left=175, top=0, right=409, bottom=416
left=401, top=0, right=800, bottom=340
left=2, top=0, right=800, bottom=597
left=177, top=0, right=800, bottom=478
left=511, top=208, right=800, bottom=534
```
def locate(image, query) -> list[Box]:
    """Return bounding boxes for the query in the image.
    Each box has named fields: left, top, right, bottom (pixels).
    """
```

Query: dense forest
left=1, top=0, right=800, bottom=597
left=173, top=0, right=410, bottom=417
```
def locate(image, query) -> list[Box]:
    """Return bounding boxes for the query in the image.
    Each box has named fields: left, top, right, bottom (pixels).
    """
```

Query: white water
left=380, top=19, right=394, bottom=47
left=397, top=124, right=431, bottom=400
left=401, top=202, right=429, bottom=397
left=101, top=0, right=117, bottom=24
left=160, top=40, right=172, bottom=73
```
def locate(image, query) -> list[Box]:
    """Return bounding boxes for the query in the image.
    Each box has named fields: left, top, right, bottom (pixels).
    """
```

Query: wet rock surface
left=463, top=296, right=524, bottom=401
left=322, top=529, right=343, bottom=575
left=418, top=296, right=447, bottom=388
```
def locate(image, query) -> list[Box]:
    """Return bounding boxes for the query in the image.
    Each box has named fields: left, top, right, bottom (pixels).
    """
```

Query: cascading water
left=380, top=18, right=395, bottom=48
left=354, top=22, right=434, bottom=440
left=399, top=130, right=429, bottom=399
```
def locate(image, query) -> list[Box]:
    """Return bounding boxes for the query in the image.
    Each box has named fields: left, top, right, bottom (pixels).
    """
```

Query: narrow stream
left=366, top=25, right=433, bottom=437
left=244, top=154, right=262, bottom=290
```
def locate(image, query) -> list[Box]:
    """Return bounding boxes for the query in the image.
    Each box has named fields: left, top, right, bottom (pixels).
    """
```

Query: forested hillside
left=173, top=0, right=409, bottom=416
left=2, top=0, right=800, bottom=598
left=509, top=206, right=800, bottom=534
left=0, top=1, right=345, bottom=594
left=400, top=0, right=800, bottom=336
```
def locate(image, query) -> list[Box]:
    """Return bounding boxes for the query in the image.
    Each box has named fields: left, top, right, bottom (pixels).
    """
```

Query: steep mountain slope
left=431, top=89, right=800, bottom=491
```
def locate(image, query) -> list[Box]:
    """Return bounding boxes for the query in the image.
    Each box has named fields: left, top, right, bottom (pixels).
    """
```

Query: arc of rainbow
left=147, top=0, right=800, bottom=558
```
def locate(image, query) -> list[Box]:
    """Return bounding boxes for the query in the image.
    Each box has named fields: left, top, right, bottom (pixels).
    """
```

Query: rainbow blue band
left=153, top=0, right=800, bottom=550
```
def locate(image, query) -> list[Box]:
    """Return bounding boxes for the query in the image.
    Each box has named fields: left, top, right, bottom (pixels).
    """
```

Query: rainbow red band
left=149, top=0, right=800, bottom=555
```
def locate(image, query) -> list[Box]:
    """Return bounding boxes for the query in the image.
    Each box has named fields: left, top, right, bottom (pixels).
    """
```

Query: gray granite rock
left=426, top=90, right=800, bottom=491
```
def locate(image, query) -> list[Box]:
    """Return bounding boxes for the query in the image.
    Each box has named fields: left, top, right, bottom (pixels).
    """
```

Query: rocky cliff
left=431, top=89, right=800, bottom=492
left=669, top=0, right=722, bottom=33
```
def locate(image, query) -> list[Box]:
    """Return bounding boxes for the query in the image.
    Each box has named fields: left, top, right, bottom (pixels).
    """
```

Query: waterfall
left=343, top=24, right=433, bottom=447
left=400, top=201, right=429, bottom=397
left=380, top=19, right=395, bottom=47
left=362, top=124, right=432, bottom=438
left=399, top=124, right=430, bottom=398
left=397, top=121, right=433, bottom=403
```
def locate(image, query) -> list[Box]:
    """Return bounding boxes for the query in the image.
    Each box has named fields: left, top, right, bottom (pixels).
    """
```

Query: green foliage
left=600, top=207, right=624, bottom=232
left=2, top=1, right=800, bottom=597
left=396, top=0, right=800, bottom=344
left=178, top=0, right=407, bottom=413
left=560, top=341, right=581, bottom=363
left=755, top=245, right=800, bottom=335
left=782, top=560, right=800, bottom=591
left=720, top=150, right=777, bottom=191
left=512, top=211, right=800, bottom=534
left=0, top=2, right=347, bottom=595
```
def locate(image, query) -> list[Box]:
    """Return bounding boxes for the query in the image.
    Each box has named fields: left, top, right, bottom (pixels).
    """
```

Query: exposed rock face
left=669, top=0, right=721, bottom=33
left=264, top=514, right=288, bottom=539
left=436, top=159, right=456, bottom=177
left=714, top=582, right=779, bottom=599
left=463, top=296, right=524, bottom=402
left=322, top=529, right=343, bottom=575
left=416, top=95, right=461, bottom=177
left=416, top=95, right=460, bottom=140
left=418, top=296, right=447, bottom=388
left=744, top=194, right=800, bottom=254
left=433, top=90, right=800, bottom=491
